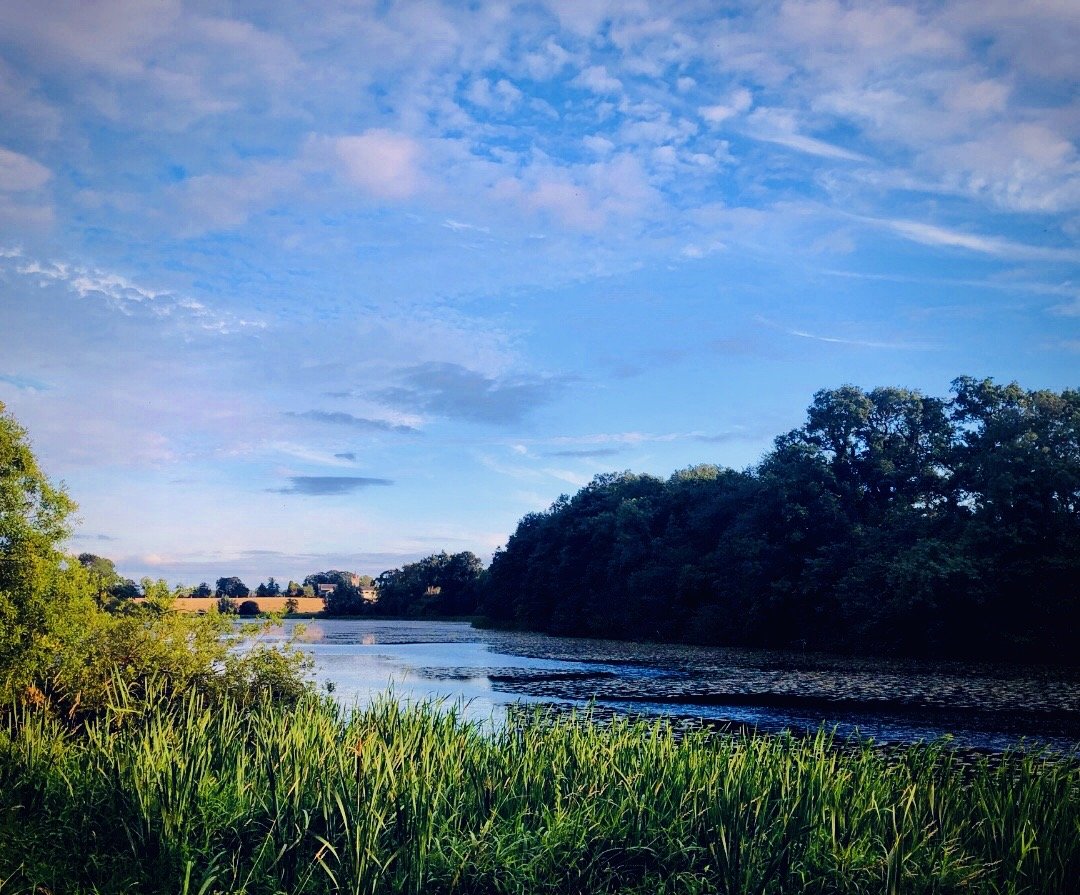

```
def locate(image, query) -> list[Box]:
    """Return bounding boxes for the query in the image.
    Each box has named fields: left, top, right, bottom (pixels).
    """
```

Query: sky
left=0, top=0, right=1077, bottom=587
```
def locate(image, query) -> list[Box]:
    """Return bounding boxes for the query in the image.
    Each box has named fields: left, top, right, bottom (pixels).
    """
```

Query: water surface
left=271, top=619, right=1080, bottom=753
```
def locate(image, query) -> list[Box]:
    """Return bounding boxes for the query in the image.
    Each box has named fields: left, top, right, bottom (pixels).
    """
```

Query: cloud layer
left=0, top=0, right=1075, bottom=584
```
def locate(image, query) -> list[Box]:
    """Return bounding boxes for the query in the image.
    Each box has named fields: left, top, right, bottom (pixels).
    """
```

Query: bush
left=238, top=599, right=261, bottom=616
left=0, top=401, right=311, bottom=724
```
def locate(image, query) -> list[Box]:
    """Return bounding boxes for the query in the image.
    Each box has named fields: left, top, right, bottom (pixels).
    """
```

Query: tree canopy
left=374, top=551, right=484, bottom=617
left=480, top=379, right=1080, bottom=662
left=215, top=576, right=250, bottom=598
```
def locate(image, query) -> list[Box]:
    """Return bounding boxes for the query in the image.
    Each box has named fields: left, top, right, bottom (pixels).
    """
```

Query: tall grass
left=1, top=687, right=1077, bottom=894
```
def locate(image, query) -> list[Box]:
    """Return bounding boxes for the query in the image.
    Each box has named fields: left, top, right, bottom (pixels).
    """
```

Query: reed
left=1, top=689, right=1077, bottom=894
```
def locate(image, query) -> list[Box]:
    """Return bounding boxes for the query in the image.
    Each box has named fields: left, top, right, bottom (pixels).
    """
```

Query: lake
left=268, top=618, right=1080, bottom=753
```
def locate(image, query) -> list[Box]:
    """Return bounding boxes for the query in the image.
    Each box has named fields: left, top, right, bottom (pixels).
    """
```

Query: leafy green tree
left=215, top=576, right=249, bottom=598
left=479, top=380, right=1080, bottom=662
left=77, top=553, right=121, bottom=606
left=0, top=402, right=311, bottom=719
left=191, top=581, right=212, bottom=598
left=256, top=578, right=282, bottom=597
left=0, top=401, right=96, bottom=705
left=139, top=577, right=176, bottom=614
left=111, top=578, right=141, bottom=601
left=373, top=552, right=484, bottom=617
left=303, top=570, right=355, bottom=590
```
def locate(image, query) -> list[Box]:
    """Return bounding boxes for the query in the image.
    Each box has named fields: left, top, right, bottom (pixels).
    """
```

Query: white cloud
left=572, top=65, right=623, bottom=94
left=466, top=77, right=523, bottom=112
left=922, top=122, right=1080, bottom=213
left=176, top=160, right=304, bottom=231
left=443, top=218, right=489, bottom=233
left=499, top=152, right=660, bottom=233
left=875, top=218, right=1080, bottom=261
left=746, top=108, right=871, bottom=162
left=0, top=147, right=51, bottom=191
left=583, top=134, right=615, bottom=155
left=700, top=88, right=753, bottom=125
left=544, top=0, right=618, bottom=37
left=680, top=240, right=726, bottom=259
left=0, top=0, right=181, bottom=77
left=520, top=37, right=574, bottom=80
left=542, top=467, right=590, bottom=486
left=334, top=130, right=425, bottom=200
left=6, top=251, right=261, bottom=332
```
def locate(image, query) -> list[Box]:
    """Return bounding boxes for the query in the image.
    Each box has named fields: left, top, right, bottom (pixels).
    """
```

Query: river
left=267, top=618, right=1080, bottom=753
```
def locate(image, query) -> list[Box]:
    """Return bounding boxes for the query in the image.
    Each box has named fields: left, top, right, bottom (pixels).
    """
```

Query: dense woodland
left=480, top=377, right=1080, bottom=662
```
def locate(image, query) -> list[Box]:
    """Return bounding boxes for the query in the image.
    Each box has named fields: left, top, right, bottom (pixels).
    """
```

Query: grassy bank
left=1, top=693, right=1078, bottom=895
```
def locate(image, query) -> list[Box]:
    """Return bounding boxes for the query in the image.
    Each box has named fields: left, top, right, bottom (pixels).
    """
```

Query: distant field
left=156, top=596, right=327, bottom=614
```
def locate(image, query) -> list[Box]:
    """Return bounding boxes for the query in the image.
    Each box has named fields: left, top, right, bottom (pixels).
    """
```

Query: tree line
left=75, top=552, right=485, bottom=619
left=480, top=377, right=1080, bottom=662
left=59, top=375, right=1080, bottom=660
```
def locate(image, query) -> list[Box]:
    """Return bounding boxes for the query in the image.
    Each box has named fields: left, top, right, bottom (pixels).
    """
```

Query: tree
left=303, top=570, right=357, bottom=591
left=237, top=599, right=261, bottom=617
left=477, top=380, right=1079, bottom=661
left=215, top=576, right=250, bottom=598
left=111, top=578, right=140, bottom=601
left=192, top=581, right=212, bottom=598
left=77, top=553, right=121, bottom=606
left=0, top=402, right=312, bottom=718
left=256, top=577, right=282, bottom=597
left=1, top=401, right=96, bottom=704
left=374, top=551, right=485, bottom=617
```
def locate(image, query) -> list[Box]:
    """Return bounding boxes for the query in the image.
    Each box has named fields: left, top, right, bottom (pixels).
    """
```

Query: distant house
left=316, top=583, right=336, bottom=597
left=424, top=585, right=442, bottom=596
left=360, top=585, right=378, bottom=603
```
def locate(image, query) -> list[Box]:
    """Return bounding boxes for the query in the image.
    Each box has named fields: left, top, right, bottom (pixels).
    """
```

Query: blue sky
left=0, top=0, right=1077, bottom=587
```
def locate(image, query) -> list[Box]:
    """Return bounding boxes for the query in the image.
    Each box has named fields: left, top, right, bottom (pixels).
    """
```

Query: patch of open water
left=267, top=619, right=1080, bottom=753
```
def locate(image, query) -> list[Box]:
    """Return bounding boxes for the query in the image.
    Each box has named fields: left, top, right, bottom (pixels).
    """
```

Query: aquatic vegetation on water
left=1, top=690, right=1077, bottom=894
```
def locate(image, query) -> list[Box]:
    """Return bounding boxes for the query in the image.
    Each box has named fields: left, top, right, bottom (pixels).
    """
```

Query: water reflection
left=272, top=619, right=1080, bottom=753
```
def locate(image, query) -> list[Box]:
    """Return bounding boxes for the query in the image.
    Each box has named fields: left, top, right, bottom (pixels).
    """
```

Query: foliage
left=373, top=551, right=485, bottom=617
left=303, top=569, right=357, bottom=591
left=482, top=379, right=1080, bottom=660
left=215, top=576, right=249, bottom=598
left=76, top=553, right=121, bottom=605
left=1, top=693, right=1077, bottom=894
left=238, top=599, right=261, bottom=616
left=256, top=577, right=281, bottom=597
left=0, top=402, right=310, bottom=724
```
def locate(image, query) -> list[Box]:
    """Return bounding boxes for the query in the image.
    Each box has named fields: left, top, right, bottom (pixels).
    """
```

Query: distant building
left=316, top=583, right=336, bottom=597
left=360, top=585, right=378, bottom=603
